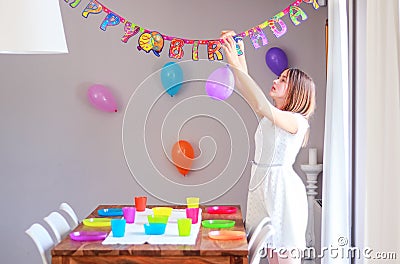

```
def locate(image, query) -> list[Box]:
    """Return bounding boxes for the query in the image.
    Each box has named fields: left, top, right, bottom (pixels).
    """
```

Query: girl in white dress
left=220, top=30, right=316, bottom=264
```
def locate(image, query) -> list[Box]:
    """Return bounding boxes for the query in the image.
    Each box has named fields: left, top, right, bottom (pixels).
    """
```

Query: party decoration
left=248, top=27, right=268, bottom=49
left=207, top=41, right=223, bottom=61
left=169, top=38, right=185, bottom=59
left=171, top=140, right=194, bottom=176
left=100, top=12, right=120, bottom=31
left=290, top=6, right=308, bottom=25
left=137, top=31, right=164, bottom=57
left=121, top=22, right=141, bottom=43
left=192, top=40, right=199, bottom=61
left=82, top=0, right=102, bottom=18
left=65, top=0, right=82, bottom=8
left=265, top=47, right=288, bottom=76
left=269, top=12, right=287, bottom=38
left=304, top=0, right=320, bottom=9
left=232, top=36, right=244, bottom=55
left=161, top=62, right=183, bottom=96
left=66, top=0, right=320, bottom=61
left=205, top=65, right=235, bottom=101
left=87, top=84, right=118, bottom=112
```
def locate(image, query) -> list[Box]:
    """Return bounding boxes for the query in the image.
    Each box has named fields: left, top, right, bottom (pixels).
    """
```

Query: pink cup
left=122, top=207, right=136, bottom=223
left=185, top=207, right=200, bottom=224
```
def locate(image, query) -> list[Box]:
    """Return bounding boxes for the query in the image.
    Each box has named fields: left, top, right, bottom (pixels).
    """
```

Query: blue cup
left=111, top=219, right=126, bottom=237
left=144, top=223, right=167, bottom=235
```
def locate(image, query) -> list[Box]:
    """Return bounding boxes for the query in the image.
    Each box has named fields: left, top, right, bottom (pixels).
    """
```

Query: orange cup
left=134, top=196, right=147, bottom=212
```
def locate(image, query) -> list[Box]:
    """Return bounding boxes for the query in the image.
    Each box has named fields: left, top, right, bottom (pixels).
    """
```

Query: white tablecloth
left=102, top=208, right=201, bottom=245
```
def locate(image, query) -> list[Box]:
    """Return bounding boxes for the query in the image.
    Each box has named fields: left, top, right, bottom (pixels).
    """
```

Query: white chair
left=25, top=223, right=55, bottom=264
left=59, top=202, right=79, bottom=229
left=248, top=217, right=274, bottom=264
left=43, top=211, right=71, bottom=243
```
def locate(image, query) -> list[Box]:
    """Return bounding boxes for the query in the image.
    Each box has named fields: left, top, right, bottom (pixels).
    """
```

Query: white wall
left=0, top=1, right=327, bottom=263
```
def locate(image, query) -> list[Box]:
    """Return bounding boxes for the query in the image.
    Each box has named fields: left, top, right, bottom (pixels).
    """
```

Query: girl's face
left=269, top=69, right=289, bottom=105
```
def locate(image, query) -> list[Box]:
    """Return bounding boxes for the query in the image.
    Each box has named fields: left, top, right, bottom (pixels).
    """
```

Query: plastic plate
left=83, top=218, right=112, bottom=227
left=69, top=231, right=108, bottom=241
left=202, top=220, right=235, bottom=229
left=98, top=208, right=123, bottom=216
left=206, top=206, right=237, bottom=214
left=208, top=230, right=246, bottom=240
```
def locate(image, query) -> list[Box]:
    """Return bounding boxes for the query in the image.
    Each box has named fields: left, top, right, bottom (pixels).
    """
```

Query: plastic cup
left=134, top=196, right=147, bottom=212
left=122, top=207, right=136, bottom=223
left=144, top=223, right=167, bottom=235
left=177, top=218, right=192, bottom=236
left=147, top=215, right=169, bottom=224
left=152, top=207, right=173, bottom=217
left=186, top=207, right=200, bottom=224
left=186, top=197, right=199, bottom=208
left=111, top=219, right=126, bottom=237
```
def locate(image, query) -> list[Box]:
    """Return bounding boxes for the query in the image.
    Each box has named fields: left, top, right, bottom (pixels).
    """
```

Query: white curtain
left=321, top=0, right=351, bottom=263
left=362, top=0, right=400, bottom=262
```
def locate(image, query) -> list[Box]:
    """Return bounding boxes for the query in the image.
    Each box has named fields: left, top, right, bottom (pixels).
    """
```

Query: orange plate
left=208, top=230, right=246, bottom=240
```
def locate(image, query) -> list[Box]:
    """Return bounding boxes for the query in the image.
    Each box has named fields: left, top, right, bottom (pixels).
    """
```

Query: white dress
left=245, top=113, right=308, bottom=250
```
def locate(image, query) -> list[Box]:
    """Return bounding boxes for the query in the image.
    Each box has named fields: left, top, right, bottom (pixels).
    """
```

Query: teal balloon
left=161, top=62, right=183, bottom=96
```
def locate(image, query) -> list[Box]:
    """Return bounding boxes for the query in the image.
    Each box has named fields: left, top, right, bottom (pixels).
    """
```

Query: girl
left=221, top=30, right=316, bottom=264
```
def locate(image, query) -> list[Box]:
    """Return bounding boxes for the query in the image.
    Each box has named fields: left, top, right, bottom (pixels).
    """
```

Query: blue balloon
left=265, top=47, right=288, bottom=76
left=161, top=62, right=183, bottom=96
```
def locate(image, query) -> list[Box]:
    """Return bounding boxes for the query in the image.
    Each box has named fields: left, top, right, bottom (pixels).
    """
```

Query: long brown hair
left=281, top=68, right=316, bottom=119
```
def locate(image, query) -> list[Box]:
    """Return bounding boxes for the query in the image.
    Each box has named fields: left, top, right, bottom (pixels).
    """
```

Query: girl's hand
left=220, top=30, right=248, bottom=74
left=220, top=30, right=245, bottom=52
left=221, top=36, right=240, bottom=67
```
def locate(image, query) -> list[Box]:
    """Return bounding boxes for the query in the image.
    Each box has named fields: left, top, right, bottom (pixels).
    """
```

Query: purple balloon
left=265, top=47, right=288, bottom=76
left=87, top=84, right=118, bottom=113
left=205, top=66, right=235, bottom=101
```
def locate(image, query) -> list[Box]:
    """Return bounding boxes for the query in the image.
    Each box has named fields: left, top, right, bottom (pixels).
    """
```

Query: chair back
left=248, top=217, right=274, bottom=264
left=59, top=202, right=79, bottom=228
left=43, top=211, right=71, bottom=243
left=25, top=223, right=54, bottom=264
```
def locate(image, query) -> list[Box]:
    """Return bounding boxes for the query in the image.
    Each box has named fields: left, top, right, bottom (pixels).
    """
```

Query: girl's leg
left=267, top=248, right=279, bottom=264
left=278, top=257, right=301, bottom=264
left=277, top=251, right=302, bottom=264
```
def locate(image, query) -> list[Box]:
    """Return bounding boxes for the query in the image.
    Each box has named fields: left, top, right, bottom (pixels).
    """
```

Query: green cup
left=177, top=218, right=192, bottom=236
left=147, top=214, right=169, bottom=224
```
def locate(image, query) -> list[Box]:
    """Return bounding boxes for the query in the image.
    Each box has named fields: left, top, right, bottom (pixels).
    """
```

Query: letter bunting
left=64, top=0, right=320, bottom=60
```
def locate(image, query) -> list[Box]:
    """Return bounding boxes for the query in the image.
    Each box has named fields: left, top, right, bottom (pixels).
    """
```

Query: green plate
left=202, top=220, right=235, bottom=229
left=83, top=218, right=112, bottom=227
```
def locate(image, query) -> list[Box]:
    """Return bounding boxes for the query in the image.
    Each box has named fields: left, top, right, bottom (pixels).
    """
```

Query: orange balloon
left=171, top=140, right=194, bottom=176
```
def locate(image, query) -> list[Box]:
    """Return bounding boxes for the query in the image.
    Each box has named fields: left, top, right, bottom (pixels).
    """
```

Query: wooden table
left=52, top=204, right=248, bottom=264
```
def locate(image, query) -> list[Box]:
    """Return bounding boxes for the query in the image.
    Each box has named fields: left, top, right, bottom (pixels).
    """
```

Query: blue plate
left=98, top=208, right=123, bottom=216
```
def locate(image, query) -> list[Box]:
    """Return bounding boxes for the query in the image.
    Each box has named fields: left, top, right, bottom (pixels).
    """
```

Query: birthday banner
left=64, top=0, right=320, bottom=61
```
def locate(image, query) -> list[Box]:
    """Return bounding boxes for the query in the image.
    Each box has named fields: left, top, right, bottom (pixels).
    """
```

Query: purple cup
left=185, top=207, right=200, bottom=224
left=122, top=207, right=136, bottom=223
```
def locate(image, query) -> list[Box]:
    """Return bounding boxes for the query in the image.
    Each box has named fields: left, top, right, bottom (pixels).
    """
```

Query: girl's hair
left=281, top=68, right=316, bottom=119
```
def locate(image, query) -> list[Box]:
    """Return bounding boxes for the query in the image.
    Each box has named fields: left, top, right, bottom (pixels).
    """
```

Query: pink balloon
left=205, top=65, right=235, bottom=101
left=87, top=84, right=118, bottom=113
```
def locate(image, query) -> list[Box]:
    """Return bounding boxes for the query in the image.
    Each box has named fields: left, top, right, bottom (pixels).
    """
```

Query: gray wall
left=0, top=1, right=327, bottom=263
